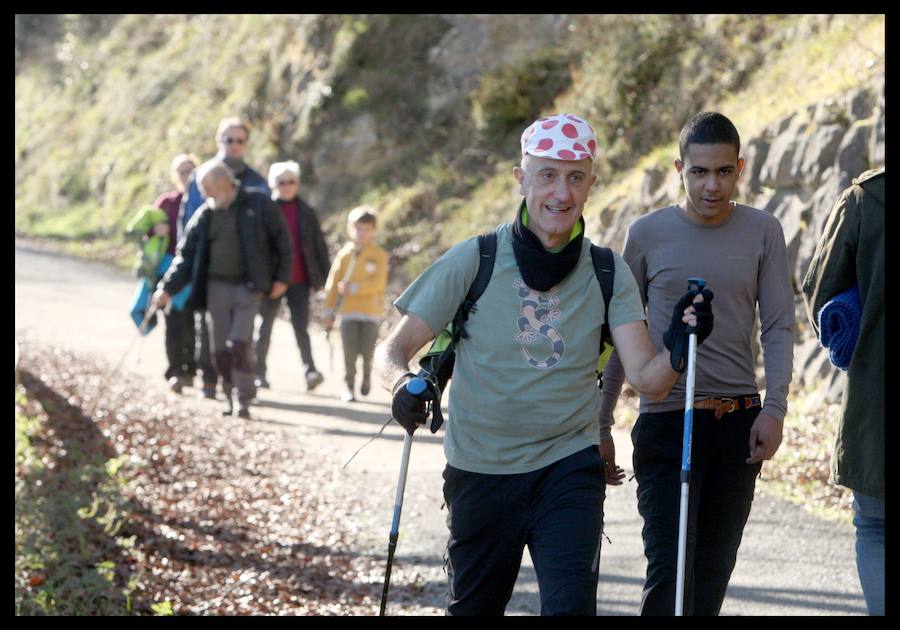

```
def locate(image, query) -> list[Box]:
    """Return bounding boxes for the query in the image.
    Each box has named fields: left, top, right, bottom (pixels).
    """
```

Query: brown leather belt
left=694, top=395, right=762, bottom=419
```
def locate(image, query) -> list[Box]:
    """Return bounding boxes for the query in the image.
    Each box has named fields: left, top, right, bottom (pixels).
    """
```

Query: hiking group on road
left=121, top=109, right=881, bottom=616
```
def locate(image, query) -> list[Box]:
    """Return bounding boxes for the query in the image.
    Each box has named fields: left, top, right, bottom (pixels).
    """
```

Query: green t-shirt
left=394, top=223, right=645, bottom=474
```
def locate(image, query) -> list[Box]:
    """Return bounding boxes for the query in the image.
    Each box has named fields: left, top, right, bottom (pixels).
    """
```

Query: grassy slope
left=15, top=15, right=884, bottom=268
left=15, top=15, right=274, bottom=245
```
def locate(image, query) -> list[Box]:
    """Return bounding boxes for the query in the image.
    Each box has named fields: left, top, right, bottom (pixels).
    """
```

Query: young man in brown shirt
left=600, top=112, right=794, bottom=615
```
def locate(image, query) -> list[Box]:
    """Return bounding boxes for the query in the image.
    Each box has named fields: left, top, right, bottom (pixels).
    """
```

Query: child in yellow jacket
left=323, top=206, right=389, bottom=401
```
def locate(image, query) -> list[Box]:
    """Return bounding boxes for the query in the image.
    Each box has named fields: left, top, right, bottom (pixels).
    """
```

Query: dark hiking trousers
left=442, top=446, right=606, bottom=616
left=631, top=407, right=762, bottom=616
left=163, top=307, right=193, bottom=380
left=194, top=309, right=217, bottom=387
left=173, top=308, right=217, bottom=387
left=164, top=308, right=217, bottom=387
left=255, top=282, right=317, bottom=379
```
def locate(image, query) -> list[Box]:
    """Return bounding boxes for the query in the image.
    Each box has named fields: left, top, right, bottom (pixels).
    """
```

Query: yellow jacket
left=323, top=241, right=389, bottom=318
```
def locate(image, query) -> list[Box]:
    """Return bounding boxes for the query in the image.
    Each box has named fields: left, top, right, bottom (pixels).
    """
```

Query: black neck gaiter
left=510, top=201, right=584, bottom=292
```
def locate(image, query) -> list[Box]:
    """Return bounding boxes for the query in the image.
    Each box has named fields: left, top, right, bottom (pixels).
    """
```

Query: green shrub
left=342, top=86, right=370, bottom=111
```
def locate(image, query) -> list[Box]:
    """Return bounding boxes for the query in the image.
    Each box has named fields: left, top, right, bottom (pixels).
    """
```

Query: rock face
left=269, top=14, right=570, bottom=210
left=590, top=76, right=884, bottom=401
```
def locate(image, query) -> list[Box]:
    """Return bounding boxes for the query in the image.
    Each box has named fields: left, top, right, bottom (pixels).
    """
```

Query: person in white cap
left=374, top=113, right=715, bottom=615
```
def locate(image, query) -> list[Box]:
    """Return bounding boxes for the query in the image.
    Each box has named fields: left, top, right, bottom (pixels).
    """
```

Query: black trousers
left=631, top=407, right=762, bottom=616
left=255, top=282, right=316, bottom=378
left=163, top=307, right=216, bottom=386
left=442, top=446, right=606, bottom=616
left=163, top=307, right=193, bottom=380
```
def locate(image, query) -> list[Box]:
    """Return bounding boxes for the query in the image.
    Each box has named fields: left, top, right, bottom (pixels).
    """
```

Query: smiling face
left=513, top=155, right=596, bottom=250
left=675, top=143, right=744, bottom=225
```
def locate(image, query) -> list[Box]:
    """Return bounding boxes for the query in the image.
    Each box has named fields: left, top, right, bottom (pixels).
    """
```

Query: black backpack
left=417, top=231, right=616, bottom=432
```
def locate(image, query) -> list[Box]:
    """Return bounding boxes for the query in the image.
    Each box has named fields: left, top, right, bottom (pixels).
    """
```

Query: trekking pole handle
left=687, top=277, right=706, bottom=293
left=406, top=375, right=444, bottom=433
left=406, top=377, right=428, bottom=396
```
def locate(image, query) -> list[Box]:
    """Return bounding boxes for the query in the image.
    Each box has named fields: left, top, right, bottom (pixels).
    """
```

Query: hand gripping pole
left=675, top=277, right=705, bottom=616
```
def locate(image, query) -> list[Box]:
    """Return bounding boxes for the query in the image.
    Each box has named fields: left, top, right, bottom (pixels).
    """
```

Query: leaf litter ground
left=15, top=340, right=444, bottom=615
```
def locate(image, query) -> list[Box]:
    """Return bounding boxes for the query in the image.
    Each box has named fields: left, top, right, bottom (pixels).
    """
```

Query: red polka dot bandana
left=520, top=113, right=598, bottom=161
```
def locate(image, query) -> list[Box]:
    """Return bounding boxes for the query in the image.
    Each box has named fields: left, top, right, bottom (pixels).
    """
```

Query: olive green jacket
left=802, top=168, right=884, bottom=501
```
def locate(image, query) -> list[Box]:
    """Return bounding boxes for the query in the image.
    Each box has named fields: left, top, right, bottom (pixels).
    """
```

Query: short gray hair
left=196, top=159, right=239, bottom=194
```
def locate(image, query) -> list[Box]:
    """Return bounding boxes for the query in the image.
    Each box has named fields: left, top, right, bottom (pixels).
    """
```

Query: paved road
left=14, top=243, right=867, bottom=615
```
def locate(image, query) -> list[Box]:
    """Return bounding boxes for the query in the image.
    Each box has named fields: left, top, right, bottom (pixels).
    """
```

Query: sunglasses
left=224, top=137, right=246, bottom=145
left=276, top=180, right=297, bottom=186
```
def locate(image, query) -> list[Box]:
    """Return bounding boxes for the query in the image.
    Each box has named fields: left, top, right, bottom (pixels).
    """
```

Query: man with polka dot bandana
left=374, top=114, right=714, bottom=615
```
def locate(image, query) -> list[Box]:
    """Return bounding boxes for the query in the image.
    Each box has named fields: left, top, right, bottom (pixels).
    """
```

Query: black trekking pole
left=379, top=375, right=431, bottom=616
left=675, top=277, right=705, bottom=616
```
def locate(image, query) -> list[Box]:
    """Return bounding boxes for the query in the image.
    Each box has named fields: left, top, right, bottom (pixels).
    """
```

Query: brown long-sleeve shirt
left=599, top=203, right=795, bottom=433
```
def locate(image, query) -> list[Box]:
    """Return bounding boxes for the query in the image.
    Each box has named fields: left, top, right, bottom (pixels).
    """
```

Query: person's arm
left=374, top=313, right=436, bottom=393
left=744, top=217, right=796, bottom=464
left=610, top=322, right=680, bottom=401
left=597, top=352, right=627, bottom=485
left=598, top=352, right=626, bottom=441
left=155, top=212, right=200, bottom=305
left=322, top=250, right=348, bottom=311
left=611, top=289, right=710, bottom=401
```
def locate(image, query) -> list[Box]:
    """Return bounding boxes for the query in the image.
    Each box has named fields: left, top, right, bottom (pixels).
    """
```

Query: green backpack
left=417, top=231, right=616, bottom=432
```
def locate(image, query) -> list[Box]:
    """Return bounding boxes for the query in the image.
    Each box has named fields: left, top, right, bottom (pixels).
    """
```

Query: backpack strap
left=454, top=231, right=498, bottom=341
left=419, top=231, right=497, bottom=385
left=590, top=244, right=615, bottom=351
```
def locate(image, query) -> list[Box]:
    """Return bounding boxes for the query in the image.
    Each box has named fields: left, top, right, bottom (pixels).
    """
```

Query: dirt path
left=15, top=241, right=867, bottom=615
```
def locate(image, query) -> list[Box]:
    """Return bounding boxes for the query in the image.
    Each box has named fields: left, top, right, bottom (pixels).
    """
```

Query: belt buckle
left=714, top=397, right=737, bottom=419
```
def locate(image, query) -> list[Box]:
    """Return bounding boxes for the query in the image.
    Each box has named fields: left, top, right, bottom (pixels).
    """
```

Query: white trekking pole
left=675, top=277, right=705, bottom=616
left=379, top=376, right=430, bottom=616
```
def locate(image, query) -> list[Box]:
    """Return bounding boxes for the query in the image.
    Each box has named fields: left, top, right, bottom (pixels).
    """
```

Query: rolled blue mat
left=817, top=285, right=861, bottom=371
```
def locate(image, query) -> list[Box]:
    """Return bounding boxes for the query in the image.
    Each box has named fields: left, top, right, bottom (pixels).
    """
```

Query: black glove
left=391, top=372, right=429, bottom=435
left=663, top=288, right=714, bottom=372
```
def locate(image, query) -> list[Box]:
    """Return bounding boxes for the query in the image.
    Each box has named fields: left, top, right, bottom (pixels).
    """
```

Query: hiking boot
left=167, top=376, right=183, bottom=394
left=254, top=376, right=270, bottom=389
left=305, top=370, right=324, bottom=391
left=202, top=384, right=217, bottom=399
left=237, top=403, right=251, bottom=419
left=340, top=388, right=356, bottom=403
left=222, top=395, right=234, bottom=417
left=360, top=375, right=371, bottom=397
